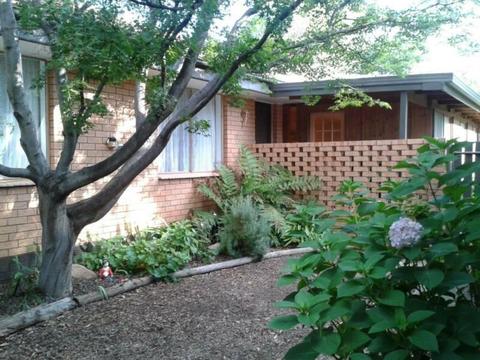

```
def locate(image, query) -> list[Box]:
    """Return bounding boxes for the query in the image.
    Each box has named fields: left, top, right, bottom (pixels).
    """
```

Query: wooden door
left=310, top=112, right=345, bottom=142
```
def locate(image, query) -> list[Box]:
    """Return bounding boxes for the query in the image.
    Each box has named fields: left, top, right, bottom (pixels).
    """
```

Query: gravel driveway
left=0, top=257, right=316, bottom=360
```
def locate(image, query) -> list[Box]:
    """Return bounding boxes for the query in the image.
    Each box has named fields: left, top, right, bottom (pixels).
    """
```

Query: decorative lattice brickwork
left=250, top=139, right=425, bottom=208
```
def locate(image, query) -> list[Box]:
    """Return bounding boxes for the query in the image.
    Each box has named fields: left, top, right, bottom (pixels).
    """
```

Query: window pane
left=0, top=56, right=44, bottom=169
left=191, top=98, right=215, bottom=172
left=159, top=91, right=222, bottom=173
left=160, top=122, right=190, bottom=172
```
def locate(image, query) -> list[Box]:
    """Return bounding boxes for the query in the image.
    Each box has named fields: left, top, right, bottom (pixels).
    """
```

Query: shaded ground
left=0, top=257, right=317, bottom=360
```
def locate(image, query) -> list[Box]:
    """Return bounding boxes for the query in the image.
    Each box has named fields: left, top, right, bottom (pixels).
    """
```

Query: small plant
left=8, top=253, right=43, bottom=310
left=78, top=220, right=212, bottom=279
left=270, top=138, right=480, bottom=360
left=218, top=196, right=270, bottom=259
left=283, top=202, right=332, bottom=247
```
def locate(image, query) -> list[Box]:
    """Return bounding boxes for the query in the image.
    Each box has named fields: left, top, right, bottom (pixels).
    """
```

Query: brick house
left=1, top=38, right=480, bottom=279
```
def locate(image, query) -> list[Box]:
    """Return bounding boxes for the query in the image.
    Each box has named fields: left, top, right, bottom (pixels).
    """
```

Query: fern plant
left=197, top=147, right=322, bottom=249
left=198, top=146, right=321, bottom=211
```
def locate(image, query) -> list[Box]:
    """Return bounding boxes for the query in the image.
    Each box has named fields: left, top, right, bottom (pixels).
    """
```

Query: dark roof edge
left=444, top=75, right=480, bottom=112
left=271, top=73, right=480, bottom=113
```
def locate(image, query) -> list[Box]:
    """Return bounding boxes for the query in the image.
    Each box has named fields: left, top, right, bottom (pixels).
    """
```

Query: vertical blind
left=159, top=89, right=222, bottom=173
left=0, top=56, right=46, bottom=169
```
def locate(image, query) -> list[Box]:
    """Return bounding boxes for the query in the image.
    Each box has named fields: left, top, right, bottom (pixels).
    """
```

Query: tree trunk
left=37, top=191, right=77, bottom=299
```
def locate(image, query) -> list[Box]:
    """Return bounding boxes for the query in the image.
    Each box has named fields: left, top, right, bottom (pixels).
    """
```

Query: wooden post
left=399, top=91, right=408, bottom=139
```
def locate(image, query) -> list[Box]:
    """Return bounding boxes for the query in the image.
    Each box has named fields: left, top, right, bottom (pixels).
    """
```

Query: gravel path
left=0, top=257, right=315, bottom=360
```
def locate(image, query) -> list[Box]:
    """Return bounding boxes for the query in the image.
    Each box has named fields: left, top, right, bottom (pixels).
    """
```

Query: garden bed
left=0, top=256, right=327, bottom=360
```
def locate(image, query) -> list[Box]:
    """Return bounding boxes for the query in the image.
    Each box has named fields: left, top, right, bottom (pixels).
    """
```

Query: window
left=0, top=56, right=46, bottom=169
left=255, top=101, right=272, bottom=144
left=310, top=112, right=344, bottom=142
left=159, top=89, right=222, bottom=173
left=433, top=110, right=445, bottom=139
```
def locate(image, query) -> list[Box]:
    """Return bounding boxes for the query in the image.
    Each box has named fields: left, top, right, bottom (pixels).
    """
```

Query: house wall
left=433, top=106, right=480, bottom=141
left=250, top=139, right=425, bottom=209
left=272, top=104, right=283, bottom=143
left=280, top=98, right=434, bottom=142
left=0, top=76, right=256, bottom=280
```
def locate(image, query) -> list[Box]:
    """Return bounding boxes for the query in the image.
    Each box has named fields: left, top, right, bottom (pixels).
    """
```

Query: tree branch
left=127, top=0, right=185, bottom=11
left=0, top=0, right=50, bottom=177
left=67, top=0, right=305, bottom=228
left=56, top=1, right=212, bottom=196
left=0, top=164, right=36, bottom=181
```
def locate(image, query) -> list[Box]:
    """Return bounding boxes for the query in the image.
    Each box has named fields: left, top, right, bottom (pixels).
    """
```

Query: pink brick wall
left=223, top=97, right=256, bottom=167
left=250, top=139, right=425, bottom=208
left=0, top=78, right=255, bottom=260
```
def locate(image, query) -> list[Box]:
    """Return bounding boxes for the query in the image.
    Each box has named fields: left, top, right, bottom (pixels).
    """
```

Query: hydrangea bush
left=269, top=138, right=480, bottom=359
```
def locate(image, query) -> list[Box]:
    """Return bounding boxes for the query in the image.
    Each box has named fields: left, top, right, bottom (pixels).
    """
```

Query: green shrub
left=6, top=253, right=43, bottom=310
left=78, top=220, right=211, bottom=279
left=218, top=196, right=270, bottom=259
left=270, top=138, right=480, bottom=359
left=283, top=202, right=332, bottom=247
left=198, top=147, right=321, bottom=211
left=198, top=147, right=321, bottom=246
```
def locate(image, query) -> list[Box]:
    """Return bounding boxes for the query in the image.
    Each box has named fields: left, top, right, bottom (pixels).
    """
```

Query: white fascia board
left=0, top=38, right=51, bottom=60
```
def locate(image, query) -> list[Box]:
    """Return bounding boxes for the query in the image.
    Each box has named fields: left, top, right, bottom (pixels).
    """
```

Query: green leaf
left=442, top=272, right=474, bottom=288
left=432, top=352, right=463, bottom=360
left=339, top=260, right=362, bottom=272
left=364, top=252, right=385, bottom=270
left=274, top=300, right=297, bottom=309
left=402, top=247, right=421, bottom=261
left=368, top=334, right=396, bottom=353
left=295, top=289, right=318, bottom=309
left=337, top=280, right=366, bottom=298
left=284, top=341, right=319, bottom=360
left=378, top=290, right=405, bottom=307
left=369, top=266, right=388, bottom=279
left=415, top=269, right=444, bottom=290
left=358, top=202, right=379, bottom=216
left=268, top=315, right=298, bottom=330
left=407, top=310, right=435, bottom=324
left=369, top=320, right=396, bottom=334
left=340, top=329, right=370, bottom=353
left=429, top=243, right=458, bottom=258
left=408, top=329, right=439, bottom=352
left=384, top=350, right=409, bottom=360
left=311, top=332, right=341, bottom=355
left=350, top=354, right=372, bottom=360
left=390, top=177, right=426, bottom=198
left=322, top=300, right=351, bottom=322
left=277, top=274, right=298, bottom=287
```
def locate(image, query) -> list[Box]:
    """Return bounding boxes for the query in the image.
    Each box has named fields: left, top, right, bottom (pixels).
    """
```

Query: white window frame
left=0, top=55, right=47, bottom=184
left=158, top=92, right=223, bottom=178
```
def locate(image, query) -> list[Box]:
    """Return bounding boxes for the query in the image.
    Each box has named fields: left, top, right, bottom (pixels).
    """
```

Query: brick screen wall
left=0, top=76, right=256, bottom=274
left=250, top=139, right=425, bottom=208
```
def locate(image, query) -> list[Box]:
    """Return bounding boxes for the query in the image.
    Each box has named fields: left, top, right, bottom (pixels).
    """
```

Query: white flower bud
left=388, top=217, right=423, bottom=249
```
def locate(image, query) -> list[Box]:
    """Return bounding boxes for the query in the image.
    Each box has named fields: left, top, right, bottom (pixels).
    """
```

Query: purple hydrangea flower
left=388, top=217, right=423, bottom=249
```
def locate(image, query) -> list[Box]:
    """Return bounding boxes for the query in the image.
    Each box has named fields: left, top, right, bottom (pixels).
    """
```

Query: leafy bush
left=270, top=138, right=480, bottom=359
left=283, top=202, right=333, bottom=247
left=219, top=196, right=270, bottom=259
left=198, top=146, right=322, bottom=248
left=78, top=220, right=211, bottom=279
left=198, top=146, right=321, bottom=212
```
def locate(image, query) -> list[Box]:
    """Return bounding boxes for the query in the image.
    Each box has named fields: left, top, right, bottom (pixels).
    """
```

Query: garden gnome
left=98, top=259, right=113, bottom=280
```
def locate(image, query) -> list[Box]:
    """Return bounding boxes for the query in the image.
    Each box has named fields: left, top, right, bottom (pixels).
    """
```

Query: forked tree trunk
left=37, top=191, right=78, bottom=299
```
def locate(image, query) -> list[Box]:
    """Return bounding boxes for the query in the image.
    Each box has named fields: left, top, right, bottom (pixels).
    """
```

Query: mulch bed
left=0, top=256, right=325, bottom=360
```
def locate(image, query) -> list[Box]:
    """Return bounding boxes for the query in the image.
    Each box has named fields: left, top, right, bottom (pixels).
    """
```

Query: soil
left=0, top=256, right=326, bottom=360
